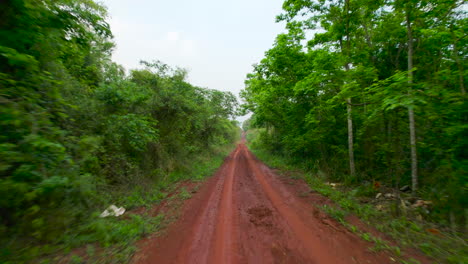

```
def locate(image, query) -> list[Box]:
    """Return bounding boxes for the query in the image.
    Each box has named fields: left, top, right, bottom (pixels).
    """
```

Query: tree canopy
left=0, top=0, right=239, bottom=261
left=242, top=0, right=467, bottom=228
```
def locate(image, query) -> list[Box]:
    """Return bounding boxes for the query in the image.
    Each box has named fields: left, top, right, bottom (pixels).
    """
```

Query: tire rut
left=132, top=143, right=403, bottom=264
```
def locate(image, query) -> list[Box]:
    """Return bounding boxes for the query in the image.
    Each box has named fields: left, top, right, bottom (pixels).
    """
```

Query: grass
left=179, top=187, right=192, bottom=200
left=8, top=213, right=165, bottom=264
left=1, top=143, right=236, bottom=264
left=249, top=144, right=468, bottom=264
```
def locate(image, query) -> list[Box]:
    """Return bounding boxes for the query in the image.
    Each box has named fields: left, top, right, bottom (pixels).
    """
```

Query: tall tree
left=242, top=0, right=467, bottom=232
left=404, top=1, right=419, bottom=193
left=279, top=0, right=368, bottom=176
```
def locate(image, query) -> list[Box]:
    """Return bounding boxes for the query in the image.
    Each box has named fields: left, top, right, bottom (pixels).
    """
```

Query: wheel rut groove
left=132, top=143, right=401, bottom=264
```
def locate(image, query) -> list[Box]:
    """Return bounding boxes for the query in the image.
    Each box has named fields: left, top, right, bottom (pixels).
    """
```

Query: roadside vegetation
left=241, top=0, right=466, bottom=262
left=0, top=1, right=239, bottom=263
left=248, top=134, right=467, bottom=263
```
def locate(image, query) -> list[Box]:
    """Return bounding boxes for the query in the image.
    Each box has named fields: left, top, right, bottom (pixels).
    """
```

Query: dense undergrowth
left=241, top=0, right=467, bottom=230
left=241, top=0, right=467, bottom=260
left=12, top=144, right=234, bottom=264
left=0, top=0, right=240, bottom=262
left=247, top=131, right=468, bottom=264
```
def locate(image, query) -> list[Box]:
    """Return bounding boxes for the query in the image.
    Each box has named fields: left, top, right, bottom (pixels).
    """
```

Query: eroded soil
left=132, top=143, right=426, bottom=264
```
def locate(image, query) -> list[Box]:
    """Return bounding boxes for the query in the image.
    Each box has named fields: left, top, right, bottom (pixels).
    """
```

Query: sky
left=99, top=0, right=286, bottom=122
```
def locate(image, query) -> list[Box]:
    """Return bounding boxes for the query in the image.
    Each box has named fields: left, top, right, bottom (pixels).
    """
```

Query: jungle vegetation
left=0, top=0, right=239, bottom=261
left=241, top=0, right=467, bottom=230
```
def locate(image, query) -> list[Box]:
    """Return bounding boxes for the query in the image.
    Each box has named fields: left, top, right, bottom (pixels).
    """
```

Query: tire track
left=133, top=143, right=400, bottom=264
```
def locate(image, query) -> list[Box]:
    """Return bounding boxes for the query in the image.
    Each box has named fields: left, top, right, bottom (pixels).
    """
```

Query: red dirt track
left=132, top=143, right=399, bottom=264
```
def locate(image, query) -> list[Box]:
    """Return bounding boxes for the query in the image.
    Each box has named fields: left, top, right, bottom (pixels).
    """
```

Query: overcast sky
left=99, top=0, right=285, bottom=122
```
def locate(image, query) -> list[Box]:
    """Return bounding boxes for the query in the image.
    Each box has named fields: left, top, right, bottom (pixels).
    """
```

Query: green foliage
left=252, top=148, right=468, bottom=263
left=179, top=188, right=192, bottom=200
left=242, top=0, right=467, bottom=230
left=0, top=0, right=240, bottom=262
left=105, top=114, right=158, bottom=153
left=78, top=214, right=163, bottom=247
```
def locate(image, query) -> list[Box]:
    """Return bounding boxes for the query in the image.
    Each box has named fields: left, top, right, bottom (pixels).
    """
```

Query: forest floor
left=131, top=142, right=430, bottom=264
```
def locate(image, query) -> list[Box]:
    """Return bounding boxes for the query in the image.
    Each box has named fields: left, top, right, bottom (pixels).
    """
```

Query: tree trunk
left=408, top=107, right=417, bottom=192
left=406, top=9, right=418, bottom=194
left=451, top=32, right=465, bottom=95
left=344, top=0, right=355, bottom=177
left=347, top=97, right=356, bottom=176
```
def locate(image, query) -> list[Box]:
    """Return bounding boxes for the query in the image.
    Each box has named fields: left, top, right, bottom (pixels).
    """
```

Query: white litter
left=100, top=205, right=126, bottom=217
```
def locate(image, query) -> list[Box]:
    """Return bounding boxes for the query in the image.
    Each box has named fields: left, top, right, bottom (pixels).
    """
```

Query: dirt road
left=133, top=143, right=397, bottom=264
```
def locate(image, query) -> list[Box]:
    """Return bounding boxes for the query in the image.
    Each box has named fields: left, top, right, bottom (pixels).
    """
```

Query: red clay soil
left=132, top=143, right=428, bottom=264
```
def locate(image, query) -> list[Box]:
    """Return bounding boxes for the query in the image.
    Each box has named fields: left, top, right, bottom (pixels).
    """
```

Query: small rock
left=400, top=185, right=411, bottom=192
left=384, top=193, right=394, bottom=199
left=375, top=193, right=382, bottom=199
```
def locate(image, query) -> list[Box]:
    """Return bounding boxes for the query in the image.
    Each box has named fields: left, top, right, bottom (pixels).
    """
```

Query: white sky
left=99, top=0, right=286, bottom=122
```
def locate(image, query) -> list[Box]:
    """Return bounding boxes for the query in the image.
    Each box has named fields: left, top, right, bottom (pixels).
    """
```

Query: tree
left=0, top=1, right=240, bottom=259
left=242, top=0, right=467, bottom=230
